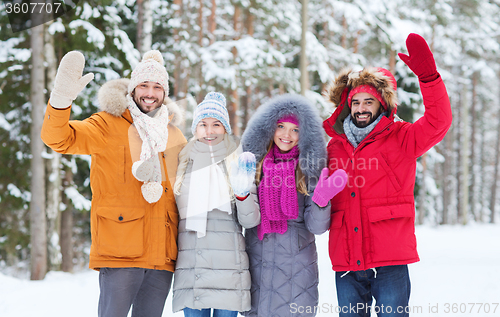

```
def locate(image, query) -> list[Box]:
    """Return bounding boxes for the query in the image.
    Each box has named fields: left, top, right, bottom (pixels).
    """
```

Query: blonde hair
left=173, top=135, right=240, bottom=197
left=255, top=141, right=308, bottom=195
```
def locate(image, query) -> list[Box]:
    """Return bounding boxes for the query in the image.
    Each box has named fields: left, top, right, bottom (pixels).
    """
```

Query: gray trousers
left=98, top=267, right=173, bottom=317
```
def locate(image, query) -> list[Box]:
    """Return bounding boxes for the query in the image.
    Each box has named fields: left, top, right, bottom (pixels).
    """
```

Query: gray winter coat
left=241, top=94, right=331, bottom=317
left=172, top=160, right=261, bottom=313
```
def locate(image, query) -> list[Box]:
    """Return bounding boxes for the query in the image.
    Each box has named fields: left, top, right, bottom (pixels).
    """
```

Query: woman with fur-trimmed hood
left=241, top=94, right=347, bottom=317
left=322, top=34, right=452, bottom=316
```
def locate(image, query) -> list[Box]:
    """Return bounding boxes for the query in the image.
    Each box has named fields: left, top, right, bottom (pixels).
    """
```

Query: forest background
left=0, top=0, right=498, bottom=280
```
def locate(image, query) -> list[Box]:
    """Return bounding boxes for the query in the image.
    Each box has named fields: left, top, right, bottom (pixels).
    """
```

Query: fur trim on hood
left=322, top=67, right=398, bottom=136
left=323, top=67, right=398, bottom=112
left=97, top=78, right=184, bottom=126
left=241, top=94, right=327, bottom=180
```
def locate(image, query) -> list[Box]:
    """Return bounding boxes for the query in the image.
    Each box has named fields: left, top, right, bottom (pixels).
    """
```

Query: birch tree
left=44, top=21, right=62, bottom=271
left=300, top=0, right=308, bottom=95
left=137, top=0, right=153, bottom=55
left=29, top=21, right=47, bottom=280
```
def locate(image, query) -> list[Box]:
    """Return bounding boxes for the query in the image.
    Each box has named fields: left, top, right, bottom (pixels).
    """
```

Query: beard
left=352, top=111, right=380, bottom=128
left=132, top=94, right=163, bottom=114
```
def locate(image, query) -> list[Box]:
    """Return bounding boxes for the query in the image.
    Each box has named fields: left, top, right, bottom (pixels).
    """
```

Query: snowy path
left=1, top=223, right=499, bottom=317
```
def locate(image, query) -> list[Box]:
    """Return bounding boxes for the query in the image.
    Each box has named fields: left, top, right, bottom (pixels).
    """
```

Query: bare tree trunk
left=196, top=0, right=205, bottom=104
left=60, top=205, right=74, bottom=272
left=469, top=72, right=478, bottom=221
left=246, top=6, right=254, bottom=36
left=137, top=0, right=153, bottom=55
left=489, top=71, right=500, bottom=224
left=30, top=22, right=47, bottom=280
left=198, top=0, right=204, bottom=47
left=341, top=16, right=347, bottom=49
left=137, top=0, right=144, bottom=51
left=241, top=85, right=251, bottom=133
left=353, top=30, right=361, bottom=54
left=172, top=0, right=187, bottom=133
left=323, top=21, right=328, bottom=43
left=389, top=49, right=396, bottom=75
left=442, top=124, right=453, bottom=224
left=460, top=83, right=469, bottom=225
left=208, top=0, right=216, bottom=45
left=44, top=23, right=62, bottom=271
left=300, top=0, right=309, bottom=96
left=143, top=0, right=153, bottom=53
left=228, top=4, right=241, bottom=136
left=417, top=153, right=427, bottom=225
left=172, top=5, right=181, bottom=94
left=60, top=160, right=74, bottom=272
left=241, top=7, right=255, bottom=133
left=172, top=0, right=182, bottom=99
left=477, top=98, right=485, bottom=223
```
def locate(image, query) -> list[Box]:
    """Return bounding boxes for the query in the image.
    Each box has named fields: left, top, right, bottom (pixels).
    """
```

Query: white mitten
left=49, top=51, right=94, bottom=109
left=229, top=152, right=256, bottom=197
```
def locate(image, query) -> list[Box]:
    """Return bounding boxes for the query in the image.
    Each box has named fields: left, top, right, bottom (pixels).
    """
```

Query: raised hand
left=49, top=51, right=94, bottom=109
left=312, top=168, right=348, bottom=207
left=398, top=33, right=439, bottom=83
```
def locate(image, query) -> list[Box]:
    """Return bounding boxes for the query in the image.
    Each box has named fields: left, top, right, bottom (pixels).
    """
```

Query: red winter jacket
left=323, top=77, right=452, bottom=272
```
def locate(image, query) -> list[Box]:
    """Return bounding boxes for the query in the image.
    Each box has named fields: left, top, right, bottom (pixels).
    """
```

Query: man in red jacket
left=323, top=34, right=452, bottom=316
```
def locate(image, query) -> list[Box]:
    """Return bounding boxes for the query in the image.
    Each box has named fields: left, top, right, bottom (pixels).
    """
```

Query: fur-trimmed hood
left=241, top=94, right=327, bottom=180
left=97, top=78, right=184, bottom=126
left=322, top=67, right=398, bottom=136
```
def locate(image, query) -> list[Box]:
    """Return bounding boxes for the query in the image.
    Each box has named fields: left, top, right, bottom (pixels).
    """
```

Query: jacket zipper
left=351, top=120, right=394, bottom=155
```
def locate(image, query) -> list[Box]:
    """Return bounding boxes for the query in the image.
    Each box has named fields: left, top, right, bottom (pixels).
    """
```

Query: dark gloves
left=398, top=33, right=439, bottom=83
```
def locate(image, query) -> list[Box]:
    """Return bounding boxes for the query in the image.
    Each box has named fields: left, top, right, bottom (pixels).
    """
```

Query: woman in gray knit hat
left=172, top=92, right=261, bottom=317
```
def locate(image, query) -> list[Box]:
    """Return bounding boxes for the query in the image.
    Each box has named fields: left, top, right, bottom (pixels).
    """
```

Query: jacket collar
left=122, top=109, right=133, bottom=124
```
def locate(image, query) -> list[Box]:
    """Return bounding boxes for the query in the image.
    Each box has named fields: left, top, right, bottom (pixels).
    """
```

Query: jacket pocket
left=96, top=207, right=145, bottom=257
left=328, top=210, right=349, bottom=267
left=367, top=204, right=417, bottom=263
left=376, top=153, right=402, bottom=192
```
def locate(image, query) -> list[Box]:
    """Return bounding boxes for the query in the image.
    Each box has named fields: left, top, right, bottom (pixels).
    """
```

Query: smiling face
left=273, top=121, right=299, bottom=153
left=195, top=117, right=226, bottom=145
left=132, top=81, right=165, bottom=114
left=350, top=92, right=383, bottom=128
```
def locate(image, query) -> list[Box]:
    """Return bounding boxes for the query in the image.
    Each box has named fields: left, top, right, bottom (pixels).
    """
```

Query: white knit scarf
left=127, top=95, right=169, bottom=203
left=186, top=138, right=232, bottom=238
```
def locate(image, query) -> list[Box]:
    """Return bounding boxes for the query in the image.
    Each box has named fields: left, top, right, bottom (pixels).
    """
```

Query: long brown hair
left=255, top=141, right=308, bottom=195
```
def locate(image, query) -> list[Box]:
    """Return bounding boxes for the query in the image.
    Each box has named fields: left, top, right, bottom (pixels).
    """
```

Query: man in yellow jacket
left=41, top=50, right=186, bottom=317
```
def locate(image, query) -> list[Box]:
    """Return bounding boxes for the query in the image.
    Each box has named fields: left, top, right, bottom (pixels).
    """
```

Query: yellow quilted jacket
left=41, top=79, right=186, bottom=271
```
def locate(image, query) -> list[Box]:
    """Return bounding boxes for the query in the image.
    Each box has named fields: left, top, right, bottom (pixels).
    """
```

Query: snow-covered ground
left=1, top=223, right=499, bottom=317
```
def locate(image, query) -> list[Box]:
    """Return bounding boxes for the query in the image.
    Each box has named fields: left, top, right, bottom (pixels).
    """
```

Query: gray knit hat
left=191, top=92, right=231, bottom=135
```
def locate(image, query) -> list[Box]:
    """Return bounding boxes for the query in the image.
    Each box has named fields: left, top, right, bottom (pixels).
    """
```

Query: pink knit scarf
left=257, top=144, right=300, bottom=240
